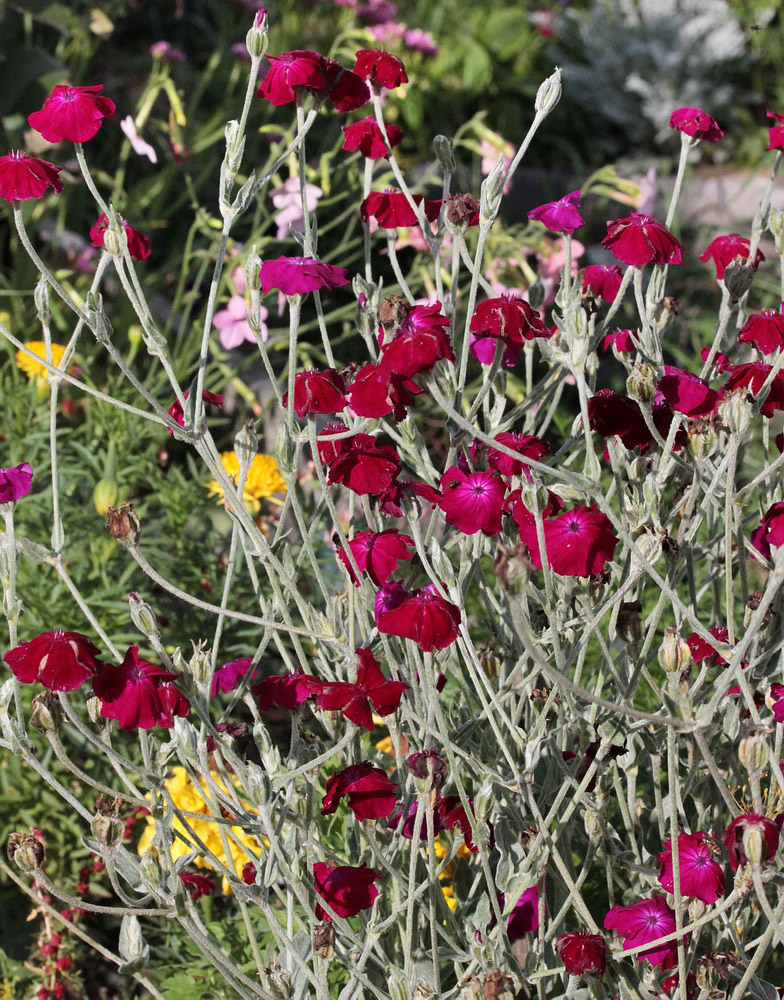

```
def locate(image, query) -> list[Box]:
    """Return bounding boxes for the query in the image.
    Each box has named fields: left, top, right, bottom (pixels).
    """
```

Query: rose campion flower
left=347, top=364, right=423, bottom=421
left=657, top=366, right=719, bottom=418
left=284, top=368, right=347, bottom=418
left=469, top=294, right=550, bottom=367
left=379, top=302, right=454, bottom=377
left=484, top=432, right=549, bottom=478
left=600, top=329, right=637, bottom=354
left=751, top=502, right=784, bottom=562
left=342, top=116, right=403, bottom=159
left=89, top=214, right=151, bottom=262
left=377, top=479, right=441, bottom=518
left=325, top=433, right=402, bottom=496
left=375, top=580, right=409, bottom=618
left=686, top=625, right=730, bottom=665
left=361, top=190, right=441, bottom=229
left=587, top=389, right=685, bottom=455
left=315, top=647, right=409, bottom=731
left=210, top=657, right=257, bottom=697
left=354, top=48, right=408, bottom=90
left=320, top=58, right=372, bottom=113
left=377, top=583, right=461, bottom=651
left=257, top=50, right=327, bottom=105
left=212, top=295, right=266, bottom=348
left=767, top=110, right=784, bottom=152
left=604, top=895, right=678, bottom=969
left=28, top=84, right=115, bottom=143
left=737, top=310, right=784, bottom=354
left=657, top=832, right=726, bottom=904
left=518, top=505, right=619, bottom=577
left=528, top=190, right=584, bottom=235
left=769, top=682, right=784, bottom=723
left=92, top=646, right=188, bottom=729
left=0, top=462, right=34, bottom=503
left=4, top=630, right=102, bottom=691
left=582, top=264, right=623, bottom=302
left=167, top=390, right=224, bottom=436
left=723, top=362, right=784, bottom=418
left=179, top=872, right=216, bottom=900
left=440, top=795, right=491, bottom=853
left=253, top=670, right=322, bottom=710
left=601, top=213, right=683, bottom=267
left=389, top=799, right=445, bottom=840
left=337, top=529, right=414, bottom=586
left=313, top=862, right=382, bottom=919
left=321, top=762, right=398, bottom=820
left=507, top=885, right=540, bottom=941
left=669, top=107, right=724, bottom=142
left=699, top=234, right=764, bottom=281
left=269, top=176, right=323, bottom=240
left=556, top=931, right=607, bottom=979
left=438, top=466, right=506, bottom=536
left=0, top=153, right=63, bottom=202
left=504, top=487, right=564, bottom=533
left=260, top=256, right=349, bottom=296
left=403, top=28, right=439, bottom=55
left=723, top=813, right=779, bottom=871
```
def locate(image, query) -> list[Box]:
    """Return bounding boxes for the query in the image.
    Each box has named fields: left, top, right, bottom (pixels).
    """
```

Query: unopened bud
left=583, top=808, right=603, bottom=843
left=118, top=914, right=150, bottom=973
left=723, top=262, right=755, bottom=302
left=86, top=696, right=104, bottom=725
left=744, top=590, right=771, bottom=631
left=7, top=832, right=45, bottom=872
left=188, top=640, right=211, bottom=686
left=527, top=279, right=546, bottom=311
left=387, top=971, right=409, bottom=1000
left=102, top=223, right=125, bottom=258
left=138, top=850, right=160, bottom=890
left=480, top=155, right=506, bottom=222
left=244, top=247, right=262, bottom=292
left=478, top=649, right=501, bottom=682
left=738, top=730, right=769, bottom=773
left=129, top=593, right=159, bottom=639
left=91, top=813, right=124, bottom=846
left=31, top=691, right=62, bottom=734
left=94, top=478, right=119, bottom=516
left=626, top=362, right=658, bottom=405
left=34, top=277, right=50, bottom=326
left=658, top=626, right=692, bottom=673
left=234, top=420, right=258, bottom=473
left=519, top=479, right=549, bottom=518
left=245, top=9, right=268, bottom=59
left=688, top=419, right=718, bottom=460
left=534, top=67, right=562, bottom=116
left=473, top=783, right=493, bottom=824
left=433, top=134, right=456, bottom=174
left=106, top=503, right=140, bottom=544
left=719, top=387, right=753, bottom=435
left=742, top=825, right=765, bottom=866
left=224, top=120, right=245, bottom=174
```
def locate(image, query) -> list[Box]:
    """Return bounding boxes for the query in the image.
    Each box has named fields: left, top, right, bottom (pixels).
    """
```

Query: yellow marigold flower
left=205, top=450, right=286, bottom=514
left=441, top=883, right=458, bottom=913
left=16, top=341, right=67, bottom=385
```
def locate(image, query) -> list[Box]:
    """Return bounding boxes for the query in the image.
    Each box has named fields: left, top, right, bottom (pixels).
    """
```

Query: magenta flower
left=377, top=583, right=461, bottom=651
left=686, top=625, right=730, bottom=665
left=347, top=363, right=423, bottom=421
left=556, top=931, right=607, bottom=979
left=403, top=28, right=439, bottom=55
left=260, top=256, right=349, bottom=296
left=337, top=529, right=414, bottom=586
left=0, top=462, right=34, bottom=503
left=769, top=682, right=784, bottom=722
left=505, top=487, right=564, bottom=533
left=601, top=213, right=683, bottom=267
left=600, top=328, right=637, bottom=354
left=375, top=580, right=409, bottom=617
left=657, top=366, right=719, bottom=418
left=316, top=647, right=409, bottom=731
left=507, top=885, right=540, bottom=941
left=379, top=302, right=454, bottom=377
left=253, top=671, right=322, bottom=711
left=342, top=116, right=403, bottom=159
left=738, top=309, right=784, bottom=354
left=767, top=110, right=784, bottom=152
left=257, top=50, right=327, bottom=105
left=167, top=390, right=223, bottom=436
left=438, top=466, right=506, bottom=536
left=319, top=59, right=371, bottom=113
left=361, top=190, right=441, bottom=229
left=484, top=432, right=549, bottom=478
left=322, top=762, right=398, bottom=820
left=389, top=799, right=445, bottom=840
left=92, top=646, right=187, bottom=729
left=212, top=295, right=266, bottom=349
left=89, top=214, right=151, bottom=262
left=669, top=107, right=724, bottom=142
left=723, top=362, right=784, bottom=418
left=519, top=505, right=619, bottom=577
left=724, top=813, right=779, bottom=871
left=699, top=234, right=764, bottom=281
left=528, top=190, right=584, bottom=235
left=377, top=479, right=441, bottom=517
left=582, top=264, right=623, bottom=302
left=354, top=48, right=407, bottom=89
left=657, top=832, right=726, bottom=904
left=0, top=152, right=63, bottom=202
left=4, top=630, right=101, bottom=692
left=325, top=433, right=402, bottom=496
left=469, top=294, right=550, bottom=367
left=284, top=368, right=347, bottom=418
left=604, top=895, right=678, bottom=969
left=313, top=862, right=381, bottom=920
left=28, top=84, right=115, bottom=143
left=211, top=657, right=257, bottom=698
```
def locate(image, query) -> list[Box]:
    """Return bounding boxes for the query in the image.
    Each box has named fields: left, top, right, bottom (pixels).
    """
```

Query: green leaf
left=461, top=45, right=493, bottom=92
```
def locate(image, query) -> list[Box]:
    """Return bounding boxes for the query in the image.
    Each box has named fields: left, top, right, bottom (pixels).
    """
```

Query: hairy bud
left=719, top=388, right=753, bottom=435
left=738, top=730, right=769, bottom=773
left=535, top=67, right=562, bottom=116
left=129, top=592, right=159, bottom=640
left=626, top=362, right=658, bottom=405
left=433, top=134, right=456, bottom=174
left=658, top=627, right=692, bottom=674
left=7, top=832, right=45, bottom=872
left=31, top=691, right=63, bottom=735
left=245, top=9, right=268, bottom=59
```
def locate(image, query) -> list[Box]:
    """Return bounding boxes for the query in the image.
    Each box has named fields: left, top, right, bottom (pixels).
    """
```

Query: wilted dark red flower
left=354, top=48, right=408, bottom=90
left=378, top=302, right=453, bottom=377
left=582, top=264, right=623, bottom=302
left=337, top=528, right=414, bottom=586
left=528, top=190, right=584, bottom=235
left=604, top=895, right=678, bottom=969
left=322, top=762, right=398, bottom=819
left=738, top=310, right=784, bottom=354
left=179, top=871, right=216, bottom=900
left=0, top=462, right=34, bottom=503
left=469, top=294, right=550, bottom=367
left=446, top=193, right=480, bottom=228
left=438, top=466, right=506, bottom=536
left=484, top=432, right=549, bottom=478
left=92, top=646, right=186, bottom=729
left=377, top=479, right=441, bottom=517
left=347, top=363, right=423, bottom=421
left=319, top=59, right=371, bottom=112
left=4, top=630, right=101, bottom=691
left=260, top=256, right=349, bottom=296
left=723, top=813, right=779, bottom=871
left=440, top=795, right=491, bottom=853
left=601, top=213, right=683, bottom=267
left=211, top=657, right=257, bottom=697
left=556, top=931, right=607, bottom=979
left=723, top=361, right=784, bottom=418
left=507, top=885, right=540, bottom=941
left=600, top=329, right=636, bottom=354
left=257, top=50, right=327, bottom=105
left=0, top=153, right=63, bottom=202
left=519, top=505, right=619, bottom=577
left=89, top=214, right=151, bottom=261
left=316, top=648, right=408, bottom=731
left=669, top=107, right=724, bottom=142
left=342, top=116, right=403, bottom=158
left=408, top=749, right=448, bottom=788
left=325, top=433, right=402, bottom=495
left=686, top=625, right=730, bottom=665
left=361, top=190, right=441, bottom=229
left=699, top=234, right=764, bottom=281
left=28, top=84, right=115, bottom=143
left=657, top=832, right=726, bottom=904
left=284, top=368, right=347, bottom=418
left=253, top=670, right=322, bottom=711
left=313, top=861, right=382, bottom=919
left=168, top=390, right=223, bottom=436
left=767, top=110, right=784, bottom=152
left=657, top=366, right=719, bottom=418
left=377, top=583, right=461, bottom=651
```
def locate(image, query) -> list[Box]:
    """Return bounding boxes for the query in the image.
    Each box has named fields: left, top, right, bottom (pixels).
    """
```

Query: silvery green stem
left=75, top=142, right=110, bottom=215
left=666, top=710, right=689, bottom=1000
left=386, top=233, right=416, bottom=304
left=665, top=134, right=692, bottom=230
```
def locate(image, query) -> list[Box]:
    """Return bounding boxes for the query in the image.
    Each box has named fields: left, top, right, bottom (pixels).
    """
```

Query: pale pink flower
left=213, top=295, right=268, bottom=348
left=120, top=116, right=157, bottom=164
left=369, top=21, right=407, bottom=44
left=269, top=177, right=323, bottom=240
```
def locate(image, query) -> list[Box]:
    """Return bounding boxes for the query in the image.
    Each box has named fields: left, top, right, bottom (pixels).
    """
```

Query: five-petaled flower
left=699, top=234, right=764, bottom=281
left=657, top=831, right=726, bottom=904
left=316, top=647, right=408, bottom=731
left=313, top=861, right=382, bottom=919
left=337, top=529, right=415, bottom=586
left=469, top=294, right=550, bottom=368
left=324, top=433, right=402, bottom=496
left=669, top=107, right=724, bottom=142
left=92, top=645, right=189, bottom=729
left=528, top=190, right=584, bottom=235
left=377, top=583, right=461, bottom=651
left=518, top=505, right=619, bottom=577
left=361, top=190, right=441, bottom=229
left=438, top=466, right=506, bottom=536
left=737, top=310, right=784, bottom=355
left=284, top=368, right=347, bottom=418
left=342, top=116, right=403, bottom=159
left=601, top=213, right=683, bottom=267
left=354, top=48, right=408, bottom=90
left=28, top=84, right=116, bottom=143
left=0, top=462, right=34, bottom=504
left=723, top=813, right=779, bottom=870
left=767, top=110, right=784, bottom=152
left=322, top=762, right=398, bottom=820
left=260, top=255, right=349, bottom=296
left=253, top=670, right=323, bottom=711
left=4, top=630, right=102, bottom=692
left=604, top=895, right=678, bottom=969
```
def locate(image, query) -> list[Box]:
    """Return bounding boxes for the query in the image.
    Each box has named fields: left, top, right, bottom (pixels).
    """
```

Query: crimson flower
left=377, top=479, right=441, bottom=517
left=0, top=462, right=34, bottom=503
left=377, top=583, right=461, bottom=651
left=260, top=256, right=349, bottom=296
left=313, top=861, right=381, bottom=919
left=700, top=234, right=764, bottom=281
left=556, top=931, right=607, bottom=979
left=211, top=657, right=257, bottom=697
left=519, top=505, right=619, bottom=577
left=337, top=529, right=414, bottom=586
left=179, top=871, right=216, bottom=900
left=504, top=487, right=563, bottom=533
left=319, top=59, right=371, bottom=112
left=389, top=799, right=445, bottom=840
left=89, top=214, right=151, bottom=261
left=92, top=646, right=187, bottom=729
left=168, top=390, right=223, bottom=436
left=0, top=153, right=63, bottom=202
left=438, top=466, right=506, bottom=536
left=600, top=329, right=636, bottom=354
left=342, top=116, right=403, bottom=158
left=483, top=432, right=549, bottom=478
left=253, top=671, right=322, bottom=711
left=701, top=347, right=730, bottom=372
left=347, top=363, right=423, bottom=421
left=601, top=213, right=683, bottom=266
left=587, top=389, right=649, bottom=450
left=408, top=749, right=448, bottom=788
left=315, top=648, right=409, bottom=731
left=440, top=795, right=491, bottom=853
left=657, top=832, right=726, bottom=904
left=257, top=50, right=327, bottom=105
left=657, top=366, right=719, bottom=418
left=378, top=302, right=454, bottom=377
left=322, top=762, right=398, bottom=820
left=686, top=625, right=730, bottom=665
left=325, top=433, right=402, bottom=495
left=738, top=310, right=784, bottom=354
left=767, top=110, right=784, bottom=152
left=582, top=264, right=623, bottom=302
left=723, top=813, right=779, bottom=871
left=528, top=189, right=584, bottom=235
left=469, top=294, right=550, bottom=367
left=284, top=368, right=347, bottom=418
left=604, top=895, right=678, bottom=969
left=375, top=580, right=409, bottom=617
left=354, top=48, right=408, bottom=90
left=669, top=107, right=724, bottom=141
left=769, top=682, right=784, bottom=723
left=360, top=190, right=441, bottom=228
left=507, top=885, right=540, bottom=941
left=28, top=84, right=115, bottom=143
left=4, top=630, right=101, bottom=691
left=723, top=362, right=784, bottom=418
left=315, top=422, right=350, bottom=467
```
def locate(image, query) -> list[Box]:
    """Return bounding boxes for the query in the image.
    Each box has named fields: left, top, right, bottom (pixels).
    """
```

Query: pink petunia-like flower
left=601, top=213, right=683, bottom=267
left=253, top=670, right=322, bottom=711
left=519, top=505, right=619, bottom=577
left=0, top=462, right=34, bottom=503
left=556, top=931, right=607, bottom=980
left=179, top=871, right=216, bottom=900
left=669, top=107, right=724, bottom=142
left=484, top=432, right=549, bottom=478
left=284, top=368, right=347, bottom=418
left=724, top=813, right=779, bottom=871
left=379, top=302, right=454, bottom=377
left=377, top=583, right=461, bottom=651
left=4, top=630, right=102, bottom=692
left=337, top=529, right=414, bottom=586
left=657, top=366, right=719, bottom=418
left=699, top=234, right=764, bottom=281
left=347, top=363, right=423, bottom=422
left=0, top=152, right=63, bottom=202
left=604, top=895, right=678, bottom=969
left=767, top=110, right=784, bottom=152
left=507, top=885, right=541, bottom=941
left=322, top=762, right=398, bottom=820
left=438, top=466, right=506, bottom=536
left=257, top=50, right=327, bottom=105
left=469, top=294, right=550, bottom=367
left=361, top=190, right=441, bottom=229
left=89, top=213, right=151, bottom=261
left=582, top=264, right=623, bottom=302
left=28, top=84, right=115, bottom=143
left=325, top=433, right=402, bottom=496
left=354, top=48, right=407, bottom=90
left=210, top=657, right=257, bottom=698
left=738, top=309, right=784, bottom=355
left=260, top=256, right=349, bottom=296
left=528, top=190, right=584, bottom=235
left=657, top=832, right=726, bottom=904
left=167, top=390, right=224, bottom=436
left=723, top=362, right=784, bottom=418
left=316, top=647, right=409, bottom=731
left=313, top=861, right=382, bottom=920
left=92, top=646, right=187, bottom=729
left=213, top=295, right=267, bottom=349
left=342, top=116, right=403, bottom=159
left=601, top=329, right=637, bottom=354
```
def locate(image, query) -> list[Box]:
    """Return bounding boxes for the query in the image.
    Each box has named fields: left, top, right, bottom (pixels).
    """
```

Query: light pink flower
left=213, top=295, right=267, bottom=348
left=269, top=177, right=323, bottom=240
left=120, top=117, right=157, bottom=164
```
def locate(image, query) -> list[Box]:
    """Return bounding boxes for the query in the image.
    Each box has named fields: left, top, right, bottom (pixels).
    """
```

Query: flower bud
left=718, top=388, right=752, bottom=435
left=387, top=971, right=410, bottom=1000
left=687, top=419, right=718, bottom=460
left=480, top=155, right=506, bottom=222
left=102, top=225, right=125, bottom=257
left=519, top=479, right=549, bottom=518
left=658, top=627, right=692, bottom=673
left=224, top=120, right=245, bottom=175
left=433, top=134, right=456, bottom=174
left=128, top=593, right=159, bottom=639
left=742, top=825, right=765, bottom=866
left=106, top=503, right=140, bottom=544
left=408, top=749, right=448, bottom=791
left=138, top=850, right=160, bottom=890
left=93, top=478, right=119, bottom=516
left=738, top=730, right=769, bottom=773
left=118, top=914, right=150, bottom=973
left=7, top=832, right=45, bottom=871
left=583, top=808, right=603, bottom=843
left=34, top=277, right=51, bottom=326
left=86, top=696, right=104, bottom=725
left=527, top=279, right=546, bottom=312
left=473, top=782, right=493, bottom=824
left=188, top=641, right=211, bottom=686
left=244, top=247, right=262, bottom=292
left=234, top=420, right=258, bottom=475
left=723, top=262, right=755, bottom=302
left=626, top=362, right=658, bottom=405
left=31, top=691, right=63, bottom=735
left=245, top=9, right=268, bottom=59
left=535, top=67, right=562, bottom=116
left=91, top=813, right=124, bottom=847
left=0, top=678, right=15, bottom=716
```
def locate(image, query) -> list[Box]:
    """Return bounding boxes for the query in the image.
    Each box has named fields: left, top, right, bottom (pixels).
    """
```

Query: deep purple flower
left=0, top=462, right=33, bottom=503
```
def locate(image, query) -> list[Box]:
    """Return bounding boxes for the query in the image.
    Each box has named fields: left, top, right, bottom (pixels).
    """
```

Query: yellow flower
left=205, top=451, right=287, bottom=514
left=16, top=341, right=67, bottom=386
left=441, top=883, right=458, bottom=913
